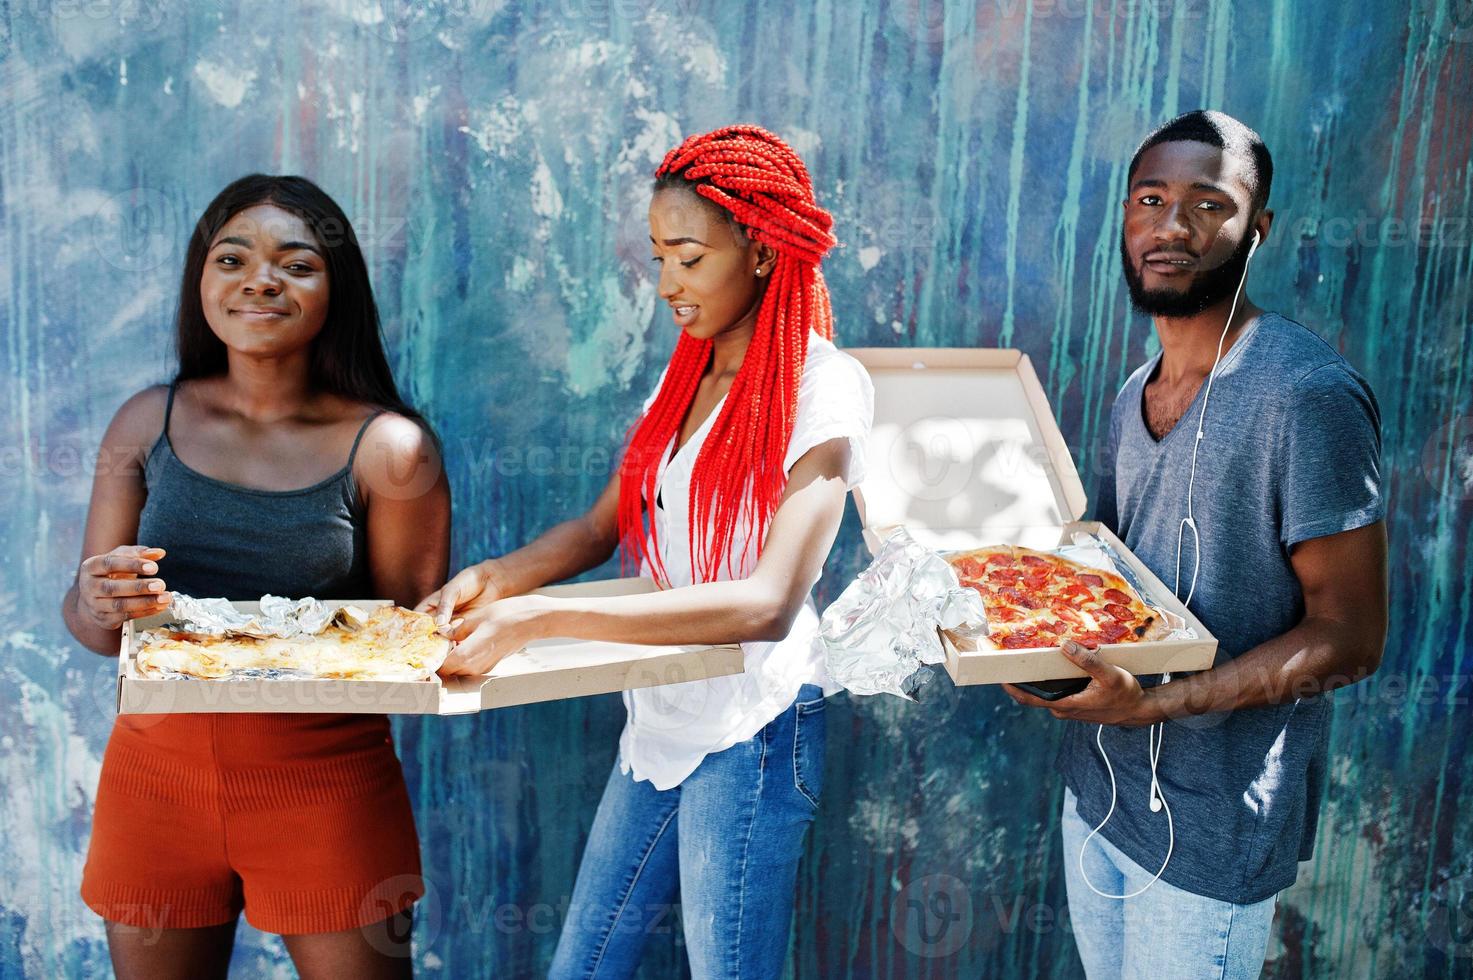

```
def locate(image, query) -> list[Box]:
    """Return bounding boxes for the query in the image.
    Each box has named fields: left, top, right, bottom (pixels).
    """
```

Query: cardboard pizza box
left=117, top=577, right=744, bottom=715
left=846, top=347, right=1218, bottom=685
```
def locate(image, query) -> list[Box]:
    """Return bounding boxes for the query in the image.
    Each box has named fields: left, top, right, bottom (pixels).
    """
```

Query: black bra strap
left=162, top=382, right=178, bottom=441
left=347, top=410, right=388, bottom=467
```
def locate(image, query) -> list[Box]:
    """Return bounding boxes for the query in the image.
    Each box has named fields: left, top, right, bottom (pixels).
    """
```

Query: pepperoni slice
left=1103, top=602, right=1133, bottom=622
left=1000, top=587, right=1040, bottom=610
left=957, top=558, right=987, bottom=578
left=1076, top=573, right=1105, bottom=587
left=987, top=569, right=1022, bottom=584
left=1103, top=588, right=1133, bottom=605
left=1020, top=554, right=1050, bottom=567
left=1000, top=632, right=1039, bottom=649
left=1058, top=584, right=1093, bottom=603
left=1099, top=621, right=1130, bottom=642
left=1054, top=606, right=1084, bottom=625
left=989, top=605, right=1024, bottom=623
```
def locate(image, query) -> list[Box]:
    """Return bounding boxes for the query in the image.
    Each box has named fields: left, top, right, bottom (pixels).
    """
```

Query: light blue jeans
left=1061, top=788, right=1276, bottom=979
left=548, top=685, right=826, bottom=979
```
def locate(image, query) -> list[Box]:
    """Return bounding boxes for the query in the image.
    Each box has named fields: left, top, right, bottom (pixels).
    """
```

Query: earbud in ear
left=1250, top=230, right=1260, bottom=248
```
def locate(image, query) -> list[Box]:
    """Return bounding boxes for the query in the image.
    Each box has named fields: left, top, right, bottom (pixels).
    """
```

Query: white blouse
left=618, top=334, right=874, bottom=790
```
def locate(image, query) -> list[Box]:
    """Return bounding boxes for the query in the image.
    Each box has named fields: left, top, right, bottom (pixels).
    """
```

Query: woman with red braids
left=419, top=125, right=872, bottom=977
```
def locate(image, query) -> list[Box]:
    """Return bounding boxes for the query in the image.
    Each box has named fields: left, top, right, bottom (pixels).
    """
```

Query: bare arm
left=438, top=437, right=853, bottom=675
left=1005, top=521, right=1389, bottom=725
left=355, top=414, right=453, bottom=607
left=61, top=388, right=173, bottom=655
left=487, top=471, right=623, bottom=597
left=416, top=469, right=622, bottom=616
left=1136, top=521, right=1388, bottom=721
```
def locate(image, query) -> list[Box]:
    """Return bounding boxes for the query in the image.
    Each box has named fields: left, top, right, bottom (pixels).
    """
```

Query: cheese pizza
left=947, top=545, right=1169, bottom=651
left=135, top=605, right=451, bottom=682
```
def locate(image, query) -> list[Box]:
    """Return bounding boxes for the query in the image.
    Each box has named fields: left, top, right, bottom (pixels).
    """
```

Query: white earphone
left=1078, top=227, right=1260, bottom=900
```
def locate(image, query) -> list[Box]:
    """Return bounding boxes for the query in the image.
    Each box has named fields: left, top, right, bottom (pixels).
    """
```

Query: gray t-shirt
left=1059, top=313, right=1384, bottom=904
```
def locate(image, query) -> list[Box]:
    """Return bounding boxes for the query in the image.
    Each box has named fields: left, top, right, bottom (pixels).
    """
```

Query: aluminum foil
left=137, top=595, right=420, bottom=682
left=819, top=528, right=987, bottom=700
left=161, top=593, right=362, bottom=638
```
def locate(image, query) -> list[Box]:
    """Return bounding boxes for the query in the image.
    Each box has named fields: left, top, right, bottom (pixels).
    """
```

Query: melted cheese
left=136, top=606, right=451, bottom=682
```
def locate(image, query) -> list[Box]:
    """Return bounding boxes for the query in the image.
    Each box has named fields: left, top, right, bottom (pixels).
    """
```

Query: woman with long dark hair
left=420, top=126, right=872, bottom=978
left=64, top=175, right=450, bottom=978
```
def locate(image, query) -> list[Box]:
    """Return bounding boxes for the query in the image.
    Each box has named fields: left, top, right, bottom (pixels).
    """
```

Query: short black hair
left=1127, top=110, right=1273, bottom=213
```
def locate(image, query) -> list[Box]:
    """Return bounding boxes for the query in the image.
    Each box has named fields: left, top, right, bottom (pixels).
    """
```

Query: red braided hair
left=617, top=125, right=837, bottom=585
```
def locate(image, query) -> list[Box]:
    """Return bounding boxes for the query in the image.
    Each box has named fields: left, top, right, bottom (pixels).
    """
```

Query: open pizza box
left=116, top=577, right=743, bottom=715
left=846, top=347, right=1218, bottom=685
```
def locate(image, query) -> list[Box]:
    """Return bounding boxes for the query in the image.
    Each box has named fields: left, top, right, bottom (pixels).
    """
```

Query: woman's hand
left=74, top=545, right=172, bottom=631
left=416, top=559, right=508, bottom=630
left=437, top=595, right=548, bottom=676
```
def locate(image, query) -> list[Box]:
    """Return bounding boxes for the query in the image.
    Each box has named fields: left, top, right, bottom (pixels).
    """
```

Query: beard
left=1121, top=231, right=1255, bottom=318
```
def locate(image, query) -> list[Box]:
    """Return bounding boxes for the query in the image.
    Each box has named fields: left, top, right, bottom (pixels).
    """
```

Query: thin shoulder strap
left=162, top=382, right=179, bottom=440
left=347, top=410, right=389, bottom=467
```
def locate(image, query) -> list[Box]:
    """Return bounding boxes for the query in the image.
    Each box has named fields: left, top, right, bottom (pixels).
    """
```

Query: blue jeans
left=549, top=685, right=826, bottom=980
left=1061, top=787, right=1276, bottom=979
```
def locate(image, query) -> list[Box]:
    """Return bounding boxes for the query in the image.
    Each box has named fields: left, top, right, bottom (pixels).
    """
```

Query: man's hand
left=1002, top=640, right=1156, bottom=726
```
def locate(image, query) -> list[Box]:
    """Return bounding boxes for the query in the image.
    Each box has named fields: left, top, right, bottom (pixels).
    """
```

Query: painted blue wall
left=2, top=1, right=1470, bottom=976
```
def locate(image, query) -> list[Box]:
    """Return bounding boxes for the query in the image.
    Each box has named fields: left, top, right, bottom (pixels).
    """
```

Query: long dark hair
left=174, top=174, right=417, bottom=419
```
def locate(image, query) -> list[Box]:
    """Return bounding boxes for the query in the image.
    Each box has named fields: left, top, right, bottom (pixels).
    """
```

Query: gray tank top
left=136, top=384, right=382, bottom=601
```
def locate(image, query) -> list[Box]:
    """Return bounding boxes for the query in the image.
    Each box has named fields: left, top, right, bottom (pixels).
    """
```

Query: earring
left=756, top=268, right=765, bottom=277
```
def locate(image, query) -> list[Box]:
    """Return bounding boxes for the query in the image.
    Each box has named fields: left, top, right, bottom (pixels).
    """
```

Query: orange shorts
left=81, top=712, right=422, bottom=935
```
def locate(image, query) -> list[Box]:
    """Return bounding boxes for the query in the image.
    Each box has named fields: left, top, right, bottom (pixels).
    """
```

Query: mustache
left=1119, top=232, right=1255, bottom=318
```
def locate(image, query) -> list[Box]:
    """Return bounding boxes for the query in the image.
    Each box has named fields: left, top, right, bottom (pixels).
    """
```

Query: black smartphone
left=1012, top=677, right=1090, bottom=701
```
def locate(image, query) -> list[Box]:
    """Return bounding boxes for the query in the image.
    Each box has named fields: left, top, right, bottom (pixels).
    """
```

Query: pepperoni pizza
left=947, top=545, right=1168, bottom=650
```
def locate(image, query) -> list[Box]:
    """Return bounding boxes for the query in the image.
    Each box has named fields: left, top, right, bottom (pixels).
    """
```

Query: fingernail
left=149, top=581, right=163, bottom=592
left=143, top=563, right=157, bottom=574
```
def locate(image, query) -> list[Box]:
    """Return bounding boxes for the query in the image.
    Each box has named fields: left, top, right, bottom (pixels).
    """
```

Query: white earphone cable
left=1078, top=230, right=1259, bottom=901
